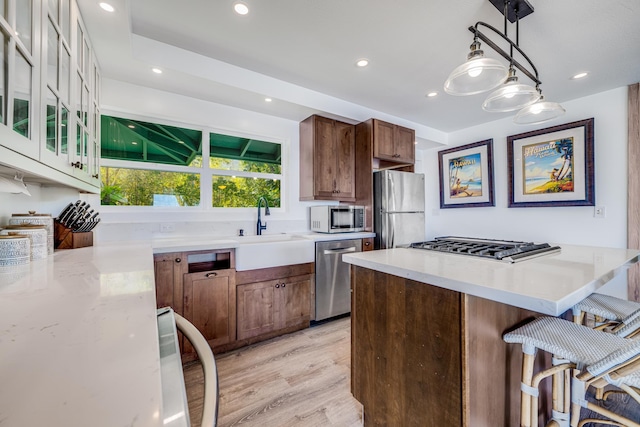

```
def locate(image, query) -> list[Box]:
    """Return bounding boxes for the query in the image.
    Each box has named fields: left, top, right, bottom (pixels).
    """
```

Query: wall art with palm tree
left=438, top=139, right=495, bottom=209
left=507, top=118, right=595, bottom=207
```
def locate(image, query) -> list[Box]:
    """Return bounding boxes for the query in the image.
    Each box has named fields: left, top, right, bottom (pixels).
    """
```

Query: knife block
left=54, top=222, right=93, bottom=249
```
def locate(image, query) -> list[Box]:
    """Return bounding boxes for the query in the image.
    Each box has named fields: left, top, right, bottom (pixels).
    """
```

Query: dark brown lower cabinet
left=237, top=273, right=311, bottom=340
left=235, top=263, right=313, bottom=343
left=351, top=265, right=551, bottom=426
left=183, top=269, right=236, bottom=352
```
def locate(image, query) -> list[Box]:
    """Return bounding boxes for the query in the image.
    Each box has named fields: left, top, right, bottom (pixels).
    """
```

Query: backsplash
left=94, top=219, right=309, bottom=243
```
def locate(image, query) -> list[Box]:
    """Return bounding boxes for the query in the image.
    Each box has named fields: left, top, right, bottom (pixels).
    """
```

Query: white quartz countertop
left=0, top=231, right=376, bottom=426
left=343, top=244, right=640, bottom=316
left=150, top=231, right=375, bottom=254
left=0, top=243, right=162, bottom=427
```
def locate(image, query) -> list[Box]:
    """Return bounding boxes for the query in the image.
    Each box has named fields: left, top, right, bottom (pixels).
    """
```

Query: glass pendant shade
left=513, top=99, right=566, bottom=125
left=444, top=56, right=508, bottom=96
left=482, top=79, right=540, bottom=112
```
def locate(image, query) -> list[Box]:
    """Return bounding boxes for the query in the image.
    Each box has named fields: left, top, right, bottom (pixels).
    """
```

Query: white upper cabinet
left=0, top=0, right=101, bottom=192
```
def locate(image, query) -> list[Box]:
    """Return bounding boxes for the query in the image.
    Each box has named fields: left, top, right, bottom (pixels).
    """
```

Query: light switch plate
left=594, top=206, right=606, bottom=218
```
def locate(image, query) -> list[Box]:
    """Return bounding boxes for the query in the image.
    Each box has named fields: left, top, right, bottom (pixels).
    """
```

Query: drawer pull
left=281, top=283, right=286, bottom=288
left=175, top=258, right=182, bottom=263
left=275, top=284, right=280, bottom=288
left=205, top=272, right=217, bottom=278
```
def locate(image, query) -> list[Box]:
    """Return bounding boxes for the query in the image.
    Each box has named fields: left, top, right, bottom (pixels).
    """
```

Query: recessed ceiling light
left=152, top=67, right=162, bottom=74
left=131, top=141, right=138, bottom=145
left=178, top=140, right=184, bottom=144
left=127, top=124, right=135, bottom=129
left=99, top=2, right=114, bottom=12
left=571, top=72, right=588, bottom=80
left=426, top=92, right=438, bottom=97
left=234, top=2, right=249, bottom=15
left=356, top=59, right=369, bottom=67
left=265, top=98, right=272, bottom=102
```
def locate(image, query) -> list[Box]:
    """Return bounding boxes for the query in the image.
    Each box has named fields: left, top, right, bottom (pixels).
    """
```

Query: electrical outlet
left=160, top=223, right=175, bottom=233
left=594, top=206, right=606, bottom=219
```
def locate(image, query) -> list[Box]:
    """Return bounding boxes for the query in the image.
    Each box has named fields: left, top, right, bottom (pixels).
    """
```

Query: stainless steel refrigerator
left=374, top=170, right=425, bottom=249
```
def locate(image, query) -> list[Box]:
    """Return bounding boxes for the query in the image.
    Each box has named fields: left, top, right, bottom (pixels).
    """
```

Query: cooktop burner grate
left=410, top=236, right=561, bottom=263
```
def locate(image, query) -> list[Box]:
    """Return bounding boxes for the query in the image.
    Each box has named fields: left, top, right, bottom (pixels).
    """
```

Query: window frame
left=99, top=111, right=287, bottom=214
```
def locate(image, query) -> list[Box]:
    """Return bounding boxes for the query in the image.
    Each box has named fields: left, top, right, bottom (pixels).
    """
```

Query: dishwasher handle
left=323, top=246, right=357, bottom=255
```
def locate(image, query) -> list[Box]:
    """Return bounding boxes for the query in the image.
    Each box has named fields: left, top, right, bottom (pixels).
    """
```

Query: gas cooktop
left=410, top=236, right=561, bottom=263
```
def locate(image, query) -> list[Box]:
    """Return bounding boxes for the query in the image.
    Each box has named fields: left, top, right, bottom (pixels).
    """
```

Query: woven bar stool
left=503, top=316, right=640, bottom=427
left=571, top=293, right=640, bottom=328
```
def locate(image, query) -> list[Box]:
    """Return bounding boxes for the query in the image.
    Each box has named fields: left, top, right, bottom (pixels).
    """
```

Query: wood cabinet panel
left=183, top=269, right=236, bottom=350
left=335, top=120, right=356, bottom=197
left=372, top=120, right=395, bottom=160
left=394, top=125, right=416, bottom=164
left=351, top=266, right=554, bottom=426
left=300, top=114, right=356, bottom=201
left=237, top=280, right=278, bottom=340
left=280, top=275, right=311, bottom=329
left=237, top=271, right=311, bottom=341
left=351, top=266, right=462, bottom=426
left=153, top=252, right=186, bottom=313
left=370, top=118, right=415, bottom=165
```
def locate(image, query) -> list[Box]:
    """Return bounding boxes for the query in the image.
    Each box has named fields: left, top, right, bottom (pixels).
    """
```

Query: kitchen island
left=343, top=245, right=640, bottom=426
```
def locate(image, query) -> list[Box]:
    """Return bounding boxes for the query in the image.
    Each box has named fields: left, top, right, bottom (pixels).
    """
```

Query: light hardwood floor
left=184, top=317, right=363, bottom=427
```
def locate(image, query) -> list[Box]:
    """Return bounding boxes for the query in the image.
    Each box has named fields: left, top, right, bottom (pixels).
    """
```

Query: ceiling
left=77, top=0, right=640, bottom=147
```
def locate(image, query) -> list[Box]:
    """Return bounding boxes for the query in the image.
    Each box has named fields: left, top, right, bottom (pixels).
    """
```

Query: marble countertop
left=0, top=243, right=163, bottom=427
left=150, top=231, right=375, bottom=254
left=0, top=231, right=376, bottom=426
left=343, top=244, right=640, bottom=316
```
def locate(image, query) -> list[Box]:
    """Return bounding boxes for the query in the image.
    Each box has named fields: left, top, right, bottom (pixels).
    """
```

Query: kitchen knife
left=60, top=202, right=79, bottom=225
left=57, top=203, right=74, bottom=222
left=86, top=218, right=100, bottom=231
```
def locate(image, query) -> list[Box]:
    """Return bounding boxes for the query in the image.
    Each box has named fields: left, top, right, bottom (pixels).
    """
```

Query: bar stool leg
left=521, top=345, right=537, bottom=427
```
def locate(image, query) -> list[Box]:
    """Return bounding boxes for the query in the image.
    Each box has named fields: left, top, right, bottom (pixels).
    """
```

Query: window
left=209, top=132, right=281, bottom=208
left=100, top=115, right=283, bottom=209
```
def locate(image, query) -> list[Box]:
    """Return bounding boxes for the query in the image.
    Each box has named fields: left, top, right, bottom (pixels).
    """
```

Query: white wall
left=421, top=87, right=629, bottom=297
left=0, top=184, right=80, bottom=224
left=89, top=79, right=337, bottom=242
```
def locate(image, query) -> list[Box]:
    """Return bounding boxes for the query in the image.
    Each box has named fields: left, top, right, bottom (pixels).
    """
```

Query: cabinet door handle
left=281, top=283, right=285, bottom=288
left=275, top=284, right=280, bottom=288
left=175, top=258, right=182, bottom=263
left=205, top=272, right=217, bottom=278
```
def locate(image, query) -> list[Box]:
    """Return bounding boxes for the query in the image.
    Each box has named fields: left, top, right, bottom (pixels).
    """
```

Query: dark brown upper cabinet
left=299, top=115, right=356, bottom=202
left=370, top=119, right=415, bottom=165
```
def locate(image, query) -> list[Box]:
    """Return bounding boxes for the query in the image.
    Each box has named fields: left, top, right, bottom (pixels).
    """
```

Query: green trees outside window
left=100, top=115, right=282, bottom=208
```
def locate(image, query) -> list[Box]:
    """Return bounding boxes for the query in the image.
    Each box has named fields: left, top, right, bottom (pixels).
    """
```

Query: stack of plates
left=0, top=235, right=31, bottom=266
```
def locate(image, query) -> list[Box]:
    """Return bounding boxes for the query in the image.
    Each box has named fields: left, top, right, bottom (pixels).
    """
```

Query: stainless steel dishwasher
left=314, top=239, right=362, bottom=321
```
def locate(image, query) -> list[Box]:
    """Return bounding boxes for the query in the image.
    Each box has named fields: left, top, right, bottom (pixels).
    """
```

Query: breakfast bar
left=343, top=244, right=640, bottom=426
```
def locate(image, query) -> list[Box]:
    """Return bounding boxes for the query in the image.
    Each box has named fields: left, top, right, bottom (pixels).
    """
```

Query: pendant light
left=442, top=0, right=565, bottom=125
left=513, top=96, right=566, bottom=125
left=444, top=40, right=508, bottom=96
left=482, top=67, right=540, bottom=112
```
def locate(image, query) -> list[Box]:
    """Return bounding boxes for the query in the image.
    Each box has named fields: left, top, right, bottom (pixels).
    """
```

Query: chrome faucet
left=256, top=196, right=270, bottom=235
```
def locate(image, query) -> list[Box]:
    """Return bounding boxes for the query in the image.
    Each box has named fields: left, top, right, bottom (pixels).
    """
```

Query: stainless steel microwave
left=310, top=205, right=365, bottom=233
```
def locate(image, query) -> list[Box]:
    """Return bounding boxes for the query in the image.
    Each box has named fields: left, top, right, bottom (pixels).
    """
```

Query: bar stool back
left=503, top=316, right=640, bottom=427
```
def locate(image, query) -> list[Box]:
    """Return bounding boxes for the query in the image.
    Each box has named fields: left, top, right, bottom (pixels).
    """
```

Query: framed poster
left=438, top=139, right=494, bottom=209
left=507, top=118, right=595, bottom=207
